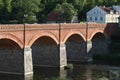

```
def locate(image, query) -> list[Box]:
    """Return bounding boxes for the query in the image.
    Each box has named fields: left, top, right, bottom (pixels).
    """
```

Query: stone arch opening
left=0, top=39, right=23, bottom=74
left=65, top=34, right=86, bottom=63
left=31, top=36, right=59, bottom=67
left=89, top=32, right=109, bottom=57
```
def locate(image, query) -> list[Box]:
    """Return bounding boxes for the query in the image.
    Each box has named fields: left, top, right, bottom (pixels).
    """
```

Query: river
left=0, top=64, right=120, bottom=80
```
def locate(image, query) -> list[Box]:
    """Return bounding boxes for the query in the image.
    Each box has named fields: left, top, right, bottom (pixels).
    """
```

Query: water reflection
left=59, top=68, right=67, bottom=78
left=86, top=65, right=92, bottom=80
left=109, top=70, right=120, bottom=80
left=24, top=75, right=33, bottom=80
left=0, top=74, right=23, bottom=80
left=0, top=74, right=33, bottom=80
left=0, top=65, right=119, bottom=80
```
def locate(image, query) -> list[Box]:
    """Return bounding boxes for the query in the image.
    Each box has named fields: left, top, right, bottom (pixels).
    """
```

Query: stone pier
left=59, top=43, right=67, bottom=67
left=24, top=46, right=33, bottom=75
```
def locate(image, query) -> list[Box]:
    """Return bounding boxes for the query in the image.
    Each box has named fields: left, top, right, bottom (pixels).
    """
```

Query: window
left=95, top=17, right=97, bottom=21
left=100, top=17, right=103, bottom=21
left=90, top=17, right=92, bottom=21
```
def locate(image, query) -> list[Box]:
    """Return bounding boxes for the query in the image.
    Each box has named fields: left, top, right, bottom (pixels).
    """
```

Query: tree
left=1, top=0, right=120, bottom=24
left=11, top=0, right=40, bottom=23
left=54, top=2, right=77, bottom=22
left=0, top=0, right=12, bottom=24
left=37, top=0, right=57, bottom=23
left=0, top=0, right=3, bottom=7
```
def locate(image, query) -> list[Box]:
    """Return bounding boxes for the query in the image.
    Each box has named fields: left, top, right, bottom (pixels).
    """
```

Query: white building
left=87, top=6, right=120, bottom=23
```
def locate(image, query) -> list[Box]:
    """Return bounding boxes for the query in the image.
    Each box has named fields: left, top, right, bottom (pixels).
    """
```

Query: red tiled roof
left=99, top=6, right=117, bottom=14
left=47, top=11, right=62, bottom=21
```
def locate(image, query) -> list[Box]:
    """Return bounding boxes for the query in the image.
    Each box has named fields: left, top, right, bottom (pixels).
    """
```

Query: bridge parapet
left=0, top=23, right=112, bottom=31
left=60, top=23, right=86, bottom=29
left=25, top=24, right=59, bottom=30
left=0, top=24, right=24, bottom=31
left=87, top=23, right=106, bottom=28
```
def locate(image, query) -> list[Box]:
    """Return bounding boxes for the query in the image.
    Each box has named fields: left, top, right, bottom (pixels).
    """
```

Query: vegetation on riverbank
left=64, top=64, right=73, bottom=70
left=93, top=53, right=120, bottom=65
left=51, top=77, right=71, bottom=80
left=0, top=0, right=120, bottom=24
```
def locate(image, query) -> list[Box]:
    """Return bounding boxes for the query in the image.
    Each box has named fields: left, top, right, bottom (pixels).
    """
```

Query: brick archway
left=89, top=30, right=108, bottom=41
left=0, top=33, right=23, bottom=48
left=28, top=31, right=59, bottom=47
left=62, top=31, right=86, bottom=44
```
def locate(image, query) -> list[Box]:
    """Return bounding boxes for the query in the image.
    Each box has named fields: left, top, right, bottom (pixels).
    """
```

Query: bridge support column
left=59, top=43, right=67, bottom=67
left=24, top=46, right=33, bottom=75
left=87, top=41, right=92, bottom=53
left=86, top=41, right=93, bottom=62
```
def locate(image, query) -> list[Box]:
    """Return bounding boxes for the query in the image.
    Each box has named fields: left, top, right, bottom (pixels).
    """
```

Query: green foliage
left=54, top=2, right=77, bottom=22
left=93, top=53, right=120, bottom=65
left=2, top=0, right=12, bottom=12
left=64, top=64, right=74, bottom=70
left=0, top=0, right=120, bottom=23
left=11, top=0, right=40, bottom=23
left=0, top=0, right=3, bottom=7
left=0, top=0, right=12, bottom=23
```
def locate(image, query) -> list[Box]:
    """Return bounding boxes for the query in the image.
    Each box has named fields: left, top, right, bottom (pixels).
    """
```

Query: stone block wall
left=66, top=41, right=86, bottom=62
left=87, top=39, right=109, bottom=58
left=0, top=39, right=23, bottom=74
left=0, top=48, right=23, bottom=74
left=32, top=44, right=59, bottom=67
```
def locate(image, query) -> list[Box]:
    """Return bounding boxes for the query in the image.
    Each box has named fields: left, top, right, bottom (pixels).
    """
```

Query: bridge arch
left=0, top=34, right=24, bottom=74
left=0, top=33, right=23, bottom=48
left=88, top=32, right=109, bottom=59
left=28, top=31, right=59, bottom=47
left=62, top=31, right=86, bottom=43
left=64, top=32, right=86, bottom=63
left=31, top=32, right=59, bottom=67
left=89, top=30, right=108, bottom=41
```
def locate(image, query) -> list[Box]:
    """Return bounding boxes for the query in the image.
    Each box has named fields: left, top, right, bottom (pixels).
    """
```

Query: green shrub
left=93, top=53, right=120, bottom=64
left=64, top=64, right=73, bottom=70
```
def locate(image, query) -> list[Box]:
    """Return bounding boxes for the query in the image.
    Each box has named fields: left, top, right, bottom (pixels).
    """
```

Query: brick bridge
left=0, top=23, right=117, bottom=75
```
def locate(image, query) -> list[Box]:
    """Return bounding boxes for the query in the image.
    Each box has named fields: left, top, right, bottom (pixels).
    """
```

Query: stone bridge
left=0, top=23, right=117, bottom=75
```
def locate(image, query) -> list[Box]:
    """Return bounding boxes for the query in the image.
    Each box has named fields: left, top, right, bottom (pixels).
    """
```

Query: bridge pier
left=24, top=46, right=33, bottom=75
left=59, top=43, right=67, bottom=67
left=86, top=41, right=93, bottom=62
left=87, top=41, right=92, bottom=53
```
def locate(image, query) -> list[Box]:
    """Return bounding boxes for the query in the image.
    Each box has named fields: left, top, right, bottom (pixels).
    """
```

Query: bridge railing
left=25, top=24, right=59, bottom=30
left=60, top=23, right=86, bottom=29
left=87, top=23, right=106, bottom=28
left=0, top=23, right=111, bottom=31
left=0, top=24, right=24, bottom=31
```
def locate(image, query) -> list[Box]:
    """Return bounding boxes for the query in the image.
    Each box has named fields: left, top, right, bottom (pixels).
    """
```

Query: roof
left=99, top=6, right=117, bottom=14
left=112, top=6, right=120, bottom=12
left=47, top=11, right=62, bottom=21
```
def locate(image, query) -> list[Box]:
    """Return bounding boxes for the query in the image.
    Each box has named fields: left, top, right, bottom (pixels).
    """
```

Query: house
left=86, top=6, right=120, bottom=23
left=46, top=10, right=78, bottom=23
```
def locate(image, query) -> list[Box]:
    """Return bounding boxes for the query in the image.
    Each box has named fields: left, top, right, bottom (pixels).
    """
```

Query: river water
left=0, top=64, right=120, bottom=80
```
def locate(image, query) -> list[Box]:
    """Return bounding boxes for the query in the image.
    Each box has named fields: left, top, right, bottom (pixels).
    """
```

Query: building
left=46, top=10, right=78, bottom=23
left=86, top=6, right=120, bottom=23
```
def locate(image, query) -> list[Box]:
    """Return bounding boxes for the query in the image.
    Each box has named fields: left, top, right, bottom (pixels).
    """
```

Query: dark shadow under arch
left=65, top=34, right=86, bottom=63
left=0, top=39, right=23, bottom=73
left=31, top=36, right=59, bottom=67
left=88, top=32, right=109, bottom=59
